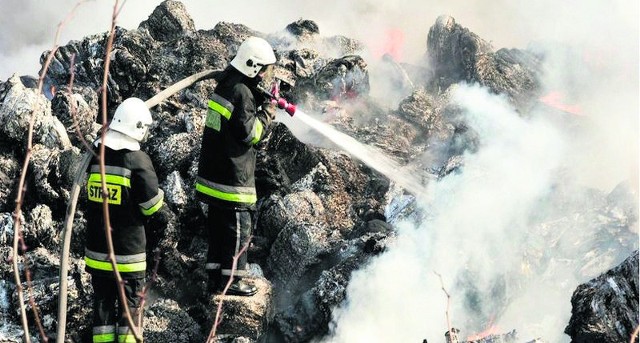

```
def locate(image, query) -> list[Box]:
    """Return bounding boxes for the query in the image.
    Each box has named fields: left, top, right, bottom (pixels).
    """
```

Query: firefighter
left=195, top=36, right=277, bottom=296
left=84, top=97, right=172, bottom=343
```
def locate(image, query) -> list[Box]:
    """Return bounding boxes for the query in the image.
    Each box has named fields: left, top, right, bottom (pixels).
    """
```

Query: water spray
left=261, top=79, right=431, bottom=195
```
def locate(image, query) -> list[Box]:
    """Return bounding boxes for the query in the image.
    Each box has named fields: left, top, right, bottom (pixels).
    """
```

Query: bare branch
left=434, top=271, right=458, bottom=343
left=56, top=151, right=91, bottom=343
left=137, top=249, right=161, bottom=328
left=11, top=2, right=87, bottom=342
left=96, top=1, right=143, bottom=342
left=631, top=325, right=639, bottom=343
left=66, top=53, right=98, bottom=157
left=206, top=235, right=254, bottom=342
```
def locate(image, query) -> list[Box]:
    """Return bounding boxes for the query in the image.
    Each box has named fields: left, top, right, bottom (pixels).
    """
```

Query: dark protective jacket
left=84, top=146, right=165, bottom=279
left=196, top=67, right=271, bottom=209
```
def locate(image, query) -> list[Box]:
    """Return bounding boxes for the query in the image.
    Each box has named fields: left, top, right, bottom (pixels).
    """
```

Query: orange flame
left=467, top=323, right=501, bottom=341
left=539, top=91, right=582, bottom=115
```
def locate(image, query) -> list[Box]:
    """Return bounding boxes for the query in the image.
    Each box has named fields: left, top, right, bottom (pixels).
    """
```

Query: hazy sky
left=1, top=0, right=637, bottom=80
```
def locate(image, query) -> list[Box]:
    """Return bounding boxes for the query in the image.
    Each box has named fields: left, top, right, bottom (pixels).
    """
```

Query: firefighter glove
left=261, top=100, right=276, bottom=126
left=145, top=203, right=177, bottom=252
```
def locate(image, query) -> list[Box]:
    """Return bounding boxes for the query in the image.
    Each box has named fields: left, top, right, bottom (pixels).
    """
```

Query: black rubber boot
left=219, top=278, right=257, bottom=296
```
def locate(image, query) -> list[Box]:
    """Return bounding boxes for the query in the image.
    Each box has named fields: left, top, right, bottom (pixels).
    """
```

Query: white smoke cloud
left=324, top=84, right=571, bottom=342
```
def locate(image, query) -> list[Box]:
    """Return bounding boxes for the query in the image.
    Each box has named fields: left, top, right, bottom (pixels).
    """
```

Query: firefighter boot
left=219, top=277, right=257, bottom=296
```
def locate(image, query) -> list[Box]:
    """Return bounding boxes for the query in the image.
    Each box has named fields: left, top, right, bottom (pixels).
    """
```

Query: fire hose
left=56, top=69, right=296, bottom=342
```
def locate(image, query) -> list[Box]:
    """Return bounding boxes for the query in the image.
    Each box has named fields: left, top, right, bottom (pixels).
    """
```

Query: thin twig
left=631, top=325, right=639, bottom=343
left=206, top=235, right=254, bottom=342
left=434, top=271, right=457, bottom=343
left=24, top=264, right=47, bottom=341
left=66, top=53, right=98, bottom=157
left=11, top=2, right=86, bottom=342
left=97, top=1, right=142, bottom=342
left=137, top=249, right=161, bottom=328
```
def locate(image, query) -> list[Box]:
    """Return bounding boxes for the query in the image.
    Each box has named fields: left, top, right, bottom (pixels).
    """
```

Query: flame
left=467, top=323, right=501, bottom=341
left=372, top=28, right=405, bottom=61
left=539, top=91, right=582, bottom=115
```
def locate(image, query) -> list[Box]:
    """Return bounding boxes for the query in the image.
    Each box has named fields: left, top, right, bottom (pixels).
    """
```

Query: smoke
left=319, top=3, right=637, bottom=341
left=323, top=84, right=572, bottom=342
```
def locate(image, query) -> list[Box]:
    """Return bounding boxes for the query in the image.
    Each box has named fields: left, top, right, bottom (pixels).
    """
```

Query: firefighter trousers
left=91, top=275, right=144, bottom=343
left=205, top=206, right=252, bottom=282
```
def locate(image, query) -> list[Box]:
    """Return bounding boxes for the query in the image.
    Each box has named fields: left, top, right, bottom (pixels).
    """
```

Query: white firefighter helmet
left=230, top=36, right=276, bottom=78
left=109, top=97, right=152, bottom=142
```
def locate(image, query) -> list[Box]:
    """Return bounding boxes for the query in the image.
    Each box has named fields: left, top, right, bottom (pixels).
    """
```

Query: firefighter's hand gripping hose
left=257, top=81, right=297, bottom=117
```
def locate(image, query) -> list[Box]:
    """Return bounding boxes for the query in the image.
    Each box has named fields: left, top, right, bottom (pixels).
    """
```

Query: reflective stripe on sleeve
left=208, top=93, right=234, bottom=120
left=243, top=119, right=264, bottom=145
left=139, top=189, right=164, bottom=216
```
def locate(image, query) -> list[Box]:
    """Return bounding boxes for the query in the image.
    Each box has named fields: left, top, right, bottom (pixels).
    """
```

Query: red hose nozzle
left=277, top=98, right=296, bottom=116
left=259, top=85, right=297, bottom=117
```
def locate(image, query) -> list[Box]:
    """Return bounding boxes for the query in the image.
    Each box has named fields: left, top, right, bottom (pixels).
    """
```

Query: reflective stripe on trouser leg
left=220, top=212, right=248, bottom=278
left=205, top=263, right=221, bottom=270
left=221, top=211, right=251, bottom=277
left=234, top=211, right=241, bottom=267
left=93, top=325, right=116, bottom=343
left=92, top=276, right=117, bottom=342
left=118, top=326, right=138, bottom=343
left=221, top=268, right=249, bottom=277
left=117, top=280, right=143, bottom=342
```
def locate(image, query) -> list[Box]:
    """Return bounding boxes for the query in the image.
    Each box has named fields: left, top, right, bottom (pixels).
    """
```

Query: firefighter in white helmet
left=195, top=36, right=277, bottom=296
left=84, top=97, right=173, bottom=342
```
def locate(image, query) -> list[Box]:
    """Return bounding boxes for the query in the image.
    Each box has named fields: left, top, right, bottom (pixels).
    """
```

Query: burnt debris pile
left=0, top=1, right=637, bottom=342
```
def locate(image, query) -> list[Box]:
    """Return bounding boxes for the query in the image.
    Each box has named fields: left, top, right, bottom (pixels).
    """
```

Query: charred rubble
left=0, top=1, right=637, bottom=342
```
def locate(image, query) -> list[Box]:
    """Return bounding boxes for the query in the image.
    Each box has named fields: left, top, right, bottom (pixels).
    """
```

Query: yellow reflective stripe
left=88, top=173, right=131, bottom=187
left=85, top=249, right=146, bottom=264
left=93, top=333, right=115, bottom=342
left=89, top=165, right=131, bottom=178
left=250, top=119, right=264, bottom=145
left=118, top=334, right=136, bottom=343
left=208, top=100, right=232, bottom=120
left=84, top=257, right=146, bottom=273
left=141, top=197, right=163, bottom=216
left=195, top=182, right=257, bottom=204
